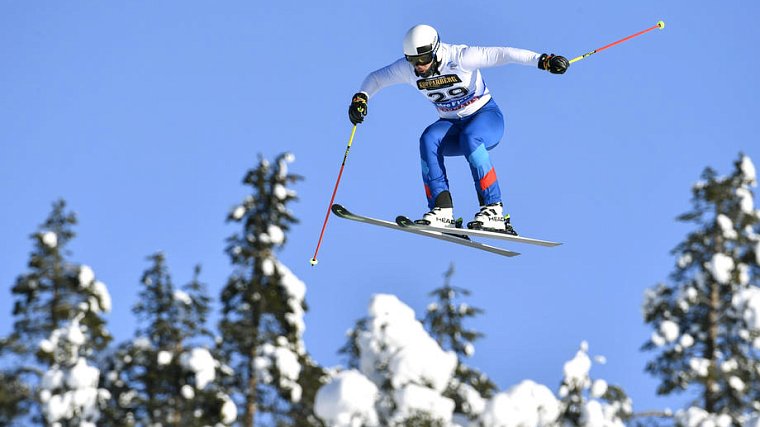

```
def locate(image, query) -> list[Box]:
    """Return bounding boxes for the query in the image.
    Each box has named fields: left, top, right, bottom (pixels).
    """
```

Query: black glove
left=538, top=54, right=569, bottom=74
left=348, top=92, right=368, bottom=125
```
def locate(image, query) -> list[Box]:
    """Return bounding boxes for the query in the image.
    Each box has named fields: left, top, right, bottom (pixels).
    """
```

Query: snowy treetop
left=315, top=295, right=629, bottom=427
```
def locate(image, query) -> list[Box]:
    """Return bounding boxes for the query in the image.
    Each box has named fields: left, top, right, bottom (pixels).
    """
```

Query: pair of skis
left=331, top=204, right=561, bottom=258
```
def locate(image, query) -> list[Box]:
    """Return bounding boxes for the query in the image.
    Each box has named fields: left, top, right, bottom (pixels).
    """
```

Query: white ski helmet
left=402, top=24, right=440, bottom=65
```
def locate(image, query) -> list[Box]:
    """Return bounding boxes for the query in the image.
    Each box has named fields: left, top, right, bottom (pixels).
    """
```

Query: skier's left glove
left=538, top=54, right=569, bottom=74
left=348, top=92, right=368, bottom=125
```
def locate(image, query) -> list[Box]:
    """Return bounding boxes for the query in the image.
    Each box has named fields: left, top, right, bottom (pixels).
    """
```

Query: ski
left=395, top=216, right=562, bottom=247
left=331, top=204, right=520, bottom=258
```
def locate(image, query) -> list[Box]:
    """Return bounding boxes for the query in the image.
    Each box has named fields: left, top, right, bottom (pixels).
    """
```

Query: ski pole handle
left=310, top=125, right=358, bottom=266
left=569, top=20, right=665, bottom=64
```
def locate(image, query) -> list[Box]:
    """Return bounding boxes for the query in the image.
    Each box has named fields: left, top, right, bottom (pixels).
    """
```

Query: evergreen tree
left=181, top=265, right=214, bottom=341
left=101, top=252, right=235, bottom=426
left=557, top=342, right=632, bottom=427
left=0, top=199, right=113, bottom=425
left=323, top=293, right=459, bottom=426
left=423, top=263, right=497, bottom=421
left=38, top=311, right=112, bottom=425
left=425, top=264, right=485, bottom=357
left=643, top=153, right=760, bottom=423
left=219, top=153, right=324, bottom=426
left=0, top=371, right=30, bottom=425
left=338, top=317, right=368, bottom=369
left=335, top=264, right=499, bottom=424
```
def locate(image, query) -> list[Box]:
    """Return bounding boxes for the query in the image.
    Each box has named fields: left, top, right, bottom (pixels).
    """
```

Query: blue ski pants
left=419, top=99, right=505, bottom=209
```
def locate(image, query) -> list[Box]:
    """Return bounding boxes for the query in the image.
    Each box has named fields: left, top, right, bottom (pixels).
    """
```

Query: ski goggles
left=405, top=51, right=436, bottom=66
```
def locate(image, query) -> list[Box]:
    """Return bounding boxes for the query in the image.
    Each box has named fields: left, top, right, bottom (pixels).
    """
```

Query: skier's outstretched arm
left=348, top=59, right=408, bottom=125
left=459, top=46, right=569, bottom=74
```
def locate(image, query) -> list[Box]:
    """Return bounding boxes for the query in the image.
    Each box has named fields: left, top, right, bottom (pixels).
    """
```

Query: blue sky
left=2, top=1, right=759, bottom=414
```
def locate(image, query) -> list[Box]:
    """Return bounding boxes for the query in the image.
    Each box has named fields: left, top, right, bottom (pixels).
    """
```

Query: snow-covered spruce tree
left=557, top=342, right=632, bottom=427
left=319, top=294, right=459, bottom=426
left=474, top=343, right=630, bottom=427
left=38, top=311, right=113, bottom=425
left=101, top=252, right=236, bottom=426
left=219, top=153, right=324, bottom=427
left=331, top=264, right=495, bottom=425
left=642, top=153, right=760, bottom=424
left=320, top=293, right=634, bottom=427
left=423, top=263, right=497, bottom=422
left=0, top=371, right=30, bottom=425
left=0, top=199, right=113, bottom=425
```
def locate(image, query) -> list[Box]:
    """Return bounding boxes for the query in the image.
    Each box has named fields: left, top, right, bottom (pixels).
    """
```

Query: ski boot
left=467, top=202, right=518, bottom=235
left=416, top=190, right=460, bottom=230
left=415, top=207, right=458, bottom=230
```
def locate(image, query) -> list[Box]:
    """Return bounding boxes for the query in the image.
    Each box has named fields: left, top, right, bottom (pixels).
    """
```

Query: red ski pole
left=569, top=20, right=665, bottom=64
left=310, top=125, right=358, bottom=266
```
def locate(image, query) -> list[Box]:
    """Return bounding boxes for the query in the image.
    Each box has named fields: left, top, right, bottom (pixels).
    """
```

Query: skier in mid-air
left=348, top=24, right=569, bottom=235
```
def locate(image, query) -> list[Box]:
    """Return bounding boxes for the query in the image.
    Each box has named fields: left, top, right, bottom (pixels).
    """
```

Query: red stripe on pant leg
left=424, top=185, right=432, bottom=199
left=480, top=168, right=497, bottom=191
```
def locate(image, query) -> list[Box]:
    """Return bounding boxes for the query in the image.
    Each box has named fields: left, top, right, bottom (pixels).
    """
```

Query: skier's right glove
left=538, top=54, right=569, bottom=74
left=348, top=92, right=368, bottom=125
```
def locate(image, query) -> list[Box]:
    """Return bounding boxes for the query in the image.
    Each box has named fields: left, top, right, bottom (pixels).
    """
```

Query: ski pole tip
left=657, top=20, right=665, bottom=29
left=309, top=258, right=319, bottom=266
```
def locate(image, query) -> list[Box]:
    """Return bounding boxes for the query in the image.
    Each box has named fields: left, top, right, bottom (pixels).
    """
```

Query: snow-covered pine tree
left=219, top=153, right=324, bottom=427
left=425, top=264, right=485, bottom=359
left=101, top=252, right=235, bottom=426
left=0, top=371, right=30, bottom=425
left=0, top=199, right=113, bottom=425
left=102, top=252, right=180, bottom=425
left=642, top=153, right=760, bottom=424
left=338, top=317, right=368, bottom=369
left=423, top=263, right=497, bottom=422
left=38, top=310, right=112, bottom=425
left=320, top=293, right=458, bottom=427
left=181, top=264, right=214, bottom=340
left=175, top=264, right=238, bottom=426
left=556, top=342, right=632, bottom=427
left=322, top=290, right=640, bottom=427
left=332, top=266, right=495, bottom=425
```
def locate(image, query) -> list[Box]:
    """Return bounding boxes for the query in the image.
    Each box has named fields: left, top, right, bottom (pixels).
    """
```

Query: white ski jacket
left=359, top=42, right=541, bottom=119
